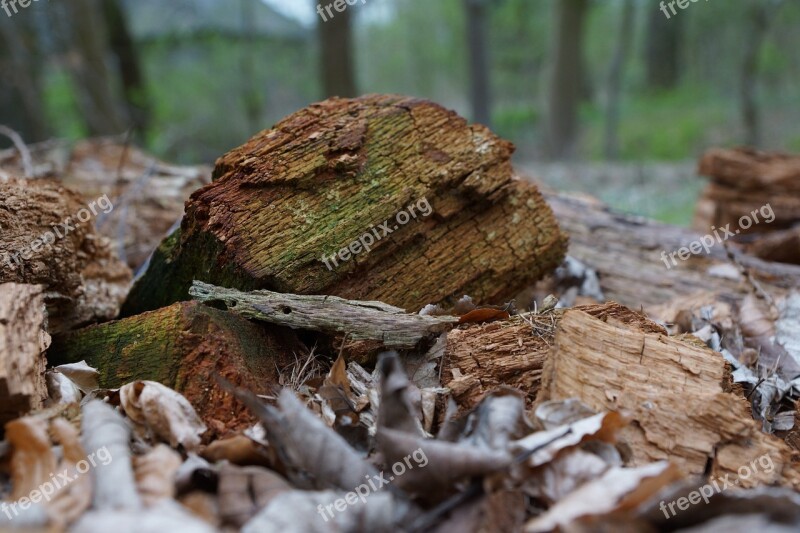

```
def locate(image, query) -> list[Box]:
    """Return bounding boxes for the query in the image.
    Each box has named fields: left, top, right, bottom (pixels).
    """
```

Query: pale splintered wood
left=190, top=281, right=458, bottom=348
left=537, top=304, right=800, bottom=488
left=0, top=283, right=49, bottom=427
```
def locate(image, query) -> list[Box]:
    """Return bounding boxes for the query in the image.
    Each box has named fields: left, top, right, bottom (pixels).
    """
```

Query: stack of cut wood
left=1, top=96, right=800, bottom=532
left=696, top=147, right=800, bottom=264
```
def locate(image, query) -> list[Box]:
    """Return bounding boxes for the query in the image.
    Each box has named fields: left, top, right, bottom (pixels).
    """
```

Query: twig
left=0, top=125, right=33, bottom=178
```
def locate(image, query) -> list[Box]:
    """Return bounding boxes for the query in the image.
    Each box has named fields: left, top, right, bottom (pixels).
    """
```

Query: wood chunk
left=0, top=283, right=49, bottom=428
left=441, top=315, right=554, bottom=411
left=0, top=139, right=212, bottom=271
left=0, top=178, right=131, bottom=333
left=536, top=304, right=800, bottom=488
left=48, top=301, right=303, bottom=434
left=122, top=95, right=567, bottom=316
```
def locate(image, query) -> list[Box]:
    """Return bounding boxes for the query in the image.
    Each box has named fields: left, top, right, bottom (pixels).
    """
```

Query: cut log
left=0, top=139, right=211, bottom=271
left=544, top=191, right=800, bottom=309
left=0, top=177, right=132, bottom=333
left=47, top=301, right=304, bottom=434
left=535, top=304, right=800, bottom=488
left=122, top=95, right=567, bottom=316
left=695, top=147, right=800, bottom=234
left=0, top=283, right=49, bottom=429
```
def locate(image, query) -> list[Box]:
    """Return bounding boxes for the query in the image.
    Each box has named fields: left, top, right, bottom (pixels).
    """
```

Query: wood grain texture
left=537, top=304, right=800, bottom=488
left=0, top=283, right=49, bottom=428
left=190, top=281, right=457, bottom=348
left=123, top=95, right=567, bottom=316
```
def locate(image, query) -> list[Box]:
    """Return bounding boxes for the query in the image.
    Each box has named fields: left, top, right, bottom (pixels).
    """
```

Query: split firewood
left=0, top=177, right=131, bottom=332
left=535, top=303, right=800, bottom=488
left=122, top=95, right=567, bottom=316
left=48, top=301, right=305, bottom=433
left=0, top=283, right=49, bottom=429
left=695, top=147, right=800, bottom=234
left=190, top=281, right=458, bottom=348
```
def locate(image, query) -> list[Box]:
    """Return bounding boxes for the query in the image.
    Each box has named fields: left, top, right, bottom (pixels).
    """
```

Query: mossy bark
left=48, top=301, right=303, bottom=434
left=122, top=95, right=567, bottom=316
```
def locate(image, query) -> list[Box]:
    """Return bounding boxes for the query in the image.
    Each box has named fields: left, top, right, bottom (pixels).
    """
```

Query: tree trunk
left=319, top=4, right=358, bottom=97
left=464, top=0, right=492, bottom=127
left=0, top=13, right=49, bottom=144
left=102, top=0, right=150, bottom=136
left=545, top=0, right=589, bottom=159
left=0, top=283, right=49, bottom=431
left=48, top=301, right=304, bottom=435
left=49, top=0, right=127, bottom=136
left=739, top=0, right=780, bottom=147
left=644, top=5, right=683, bottom=90
left=122, top=95, right=567, bottom=317
left=603, top=0, right=635, bottom=160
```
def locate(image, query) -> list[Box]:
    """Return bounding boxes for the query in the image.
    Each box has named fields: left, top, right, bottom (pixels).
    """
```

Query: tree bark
left=464, top=0, right=492, bottom=127
left=48, top=301, right=304, bottom=435
left=0, top=283, right=49, bottom=430
left=603, top=0, right=635, bottom=160
left=319, top=3, right=358, bottom=98
left=122, top=95, right=567, bottom=317
left=545, top=0, right=589, bottom=159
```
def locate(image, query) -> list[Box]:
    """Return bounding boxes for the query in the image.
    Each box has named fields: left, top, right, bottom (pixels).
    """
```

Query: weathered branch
left=190, top=281, right=458, bottom=348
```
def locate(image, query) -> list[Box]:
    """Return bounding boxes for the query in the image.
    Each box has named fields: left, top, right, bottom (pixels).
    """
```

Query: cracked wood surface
left=537, top=304, right=800, bottom=488
left=190, top=281, right=457, bottom=348
left=123, top=95, right=567, bottom=316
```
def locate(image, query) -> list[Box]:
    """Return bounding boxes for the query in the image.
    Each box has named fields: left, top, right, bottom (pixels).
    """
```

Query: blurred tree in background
left=1, top=0, right=799, bottom=170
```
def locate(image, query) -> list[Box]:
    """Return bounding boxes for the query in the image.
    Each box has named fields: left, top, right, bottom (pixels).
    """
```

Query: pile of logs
left=1, top=95, right=800, bottom=531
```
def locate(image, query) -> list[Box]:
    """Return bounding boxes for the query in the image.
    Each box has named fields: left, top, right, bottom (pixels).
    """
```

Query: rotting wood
left=536, top=303, right=800, bottom=488
left=0, top=177, right=131, bottom=333
left=47, top=301, right=303, bottom=434
left=0, top=283, right=49, bottom=429
left=543, top=191, right=800, bottom=308
left=122, top=94, right=567, bottom=316
left=190, top=281, right=458, bottom=348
